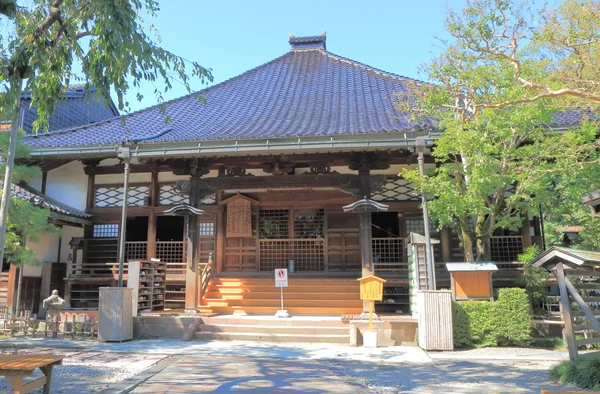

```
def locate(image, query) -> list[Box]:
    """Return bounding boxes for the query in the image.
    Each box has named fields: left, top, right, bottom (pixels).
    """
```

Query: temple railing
left=157, top=241, right=185, bottom=280
left=258, top=239, right=325, bottom=271
left=372, top=237, right=407, bottom=279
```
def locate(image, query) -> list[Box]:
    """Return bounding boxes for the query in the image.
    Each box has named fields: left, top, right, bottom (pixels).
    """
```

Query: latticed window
left=259, top=210, right=289, bottom=239
left=294, top=209, right=324, bottom=239
left=93, top=224, right=119, bottom=238
left=406, top=219, right=438, bottom=235
left=95, top=185, right=149, bottom=207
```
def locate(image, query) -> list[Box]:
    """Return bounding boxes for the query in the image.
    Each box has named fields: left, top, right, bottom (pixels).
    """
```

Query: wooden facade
left=55, top=151, right=540, bottom=315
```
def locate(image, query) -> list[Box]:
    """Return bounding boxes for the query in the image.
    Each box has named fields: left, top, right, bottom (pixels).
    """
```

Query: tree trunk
left=459, top=218, right=474, bottom=262
left=475, top=215, right=491, bottom=261
left=0, top=78, right=23, bottom=267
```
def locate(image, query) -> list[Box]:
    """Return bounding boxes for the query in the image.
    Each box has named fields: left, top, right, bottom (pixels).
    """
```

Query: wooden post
left=147, top=171, right=158, bottom=259
left=86, top=172, right=95, bottom=210
left=358, top=168, right=373, bottom=313
left=441, top=227, right=451, bottom=263
left=215, top=191, right=225, bottom=274
left=521, top=216, right=533, bottom=248
left=185, top=174, right=201, bottom=312
left=556, top=263, right=578, bottom=359
left=6, top=263, right=17, bottom=309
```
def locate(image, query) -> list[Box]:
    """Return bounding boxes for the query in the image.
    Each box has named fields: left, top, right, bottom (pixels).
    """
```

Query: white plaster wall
left=60, top=226, right=84, bottom=263
left=95, top=173, right=151, bottom=185
left=23, top=232, right=60, bottom=277
left=45, top=161, right=88, bottom=211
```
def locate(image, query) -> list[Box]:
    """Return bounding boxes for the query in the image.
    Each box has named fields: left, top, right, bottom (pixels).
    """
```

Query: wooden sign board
left=357, top=275, right=386, bottom=301
left=222, top=194, right=257, bottom=238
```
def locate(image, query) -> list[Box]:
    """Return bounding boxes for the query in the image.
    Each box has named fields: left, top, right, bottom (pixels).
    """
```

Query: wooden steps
left=199, top=277, right=362, bottom=315
left=195, top=316, right=351, bottom=344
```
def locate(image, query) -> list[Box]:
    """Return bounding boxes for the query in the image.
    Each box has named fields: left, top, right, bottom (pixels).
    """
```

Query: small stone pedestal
left=363, top=331, right=378, bottom=348
left=275, top=310, right=291, bottom=318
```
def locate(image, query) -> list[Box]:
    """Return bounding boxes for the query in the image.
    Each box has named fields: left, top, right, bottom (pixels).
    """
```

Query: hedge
left=453, top=288, right=531, bottom=348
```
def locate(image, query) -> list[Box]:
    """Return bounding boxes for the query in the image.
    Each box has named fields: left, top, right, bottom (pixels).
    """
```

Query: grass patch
left=549, top=354, right=600, bottom=390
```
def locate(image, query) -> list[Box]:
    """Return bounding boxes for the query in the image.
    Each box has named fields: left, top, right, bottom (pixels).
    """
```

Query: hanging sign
left=275, top=269, right=288, bottom=288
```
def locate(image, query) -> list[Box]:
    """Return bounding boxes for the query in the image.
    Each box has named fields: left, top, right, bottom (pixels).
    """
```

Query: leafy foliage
left=453, top=288, right=531, bottom=348
left=517, top=246, right=551, bottom=315
left=549, top=354, right=600, bottom=390
left=0, top=0, right=213, bottom=129
left=0, top=131, right=57, bottom=266
left=399, top=0, right=600, bottom=261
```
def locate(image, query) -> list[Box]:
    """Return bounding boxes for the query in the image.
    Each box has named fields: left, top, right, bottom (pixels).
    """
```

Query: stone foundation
left=349, top=317, right=418, bottom=346
left=134, top=316, right=203, bottom=339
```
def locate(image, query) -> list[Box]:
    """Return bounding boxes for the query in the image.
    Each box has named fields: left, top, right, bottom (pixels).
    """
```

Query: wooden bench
left=0, top=354, right=64, bottom=394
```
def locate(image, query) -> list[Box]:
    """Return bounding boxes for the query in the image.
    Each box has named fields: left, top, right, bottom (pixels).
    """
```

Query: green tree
left=0, top=0, right=213, bottom=265
left=400, top=0, right=600, bottom=261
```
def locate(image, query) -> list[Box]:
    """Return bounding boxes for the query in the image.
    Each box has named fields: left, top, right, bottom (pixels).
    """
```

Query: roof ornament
left=289, top=32, right=326, bottom=51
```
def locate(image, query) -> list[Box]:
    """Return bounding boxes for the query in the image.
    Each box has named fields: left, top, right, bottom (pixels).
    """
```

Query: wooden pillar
left=521, top=216, right=533, bottom=249
left=41, top=171, right=48, bottom=194
left=185, top=174, right=201, bottom=312
left=86, top=172, right=95, bottom=210
left=441, top=227, right=451, bottom=263
left=358, top=168, right=373, bottom=313
left=146, top=171, right=159, bottom=259
left=37, top=262, right=53, bottom=319
left=6, top=263, right=17, bottom=309
left=215, top=191, right=225, bottom=274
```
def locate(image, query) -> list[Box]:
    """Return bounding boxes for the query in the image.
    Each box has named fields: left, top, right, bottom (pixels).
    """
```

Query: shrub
left=453, top=302, right=472, bottom=348
left=495, top=288, right=531, bottom=346
left=549, top=355, right=600, bottom=390
left=452, top=288, right=531, bottom=348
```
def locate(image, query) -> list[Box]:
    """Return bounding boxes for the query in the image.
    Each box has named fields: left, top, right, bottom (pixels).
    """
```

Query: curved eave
left=27, top=131, right=442, bottom=160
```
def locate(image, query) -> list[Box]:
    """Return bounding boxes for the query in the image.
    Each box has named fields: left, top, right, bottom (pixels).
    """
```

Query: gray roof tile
left=24, top=45, right=434, bottom=149
left=10, top=182, right=91, bottom=219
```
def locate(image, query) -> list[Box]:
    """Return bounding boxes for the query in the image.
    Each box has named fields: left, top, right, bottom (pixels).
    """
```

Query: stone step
left=203, top=299, right=362, bottom=308
left=198, top=306, right=363, bottom=315
left=203, top=291, right=359, bottom=300
left=194, top=331, right=349, bottom=344
left=201, top=317, right=348, bottom=327
left=198, top=324, right=349, bottom=335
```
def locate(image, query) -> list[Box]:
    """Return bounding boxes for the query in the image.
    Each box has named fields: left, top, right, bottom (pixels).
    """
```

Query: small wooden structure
left=446, top=262, right=497, bottom=301
left=0, top=354, right=64, bottom=394
left=531, top=246, right=600, bottom=359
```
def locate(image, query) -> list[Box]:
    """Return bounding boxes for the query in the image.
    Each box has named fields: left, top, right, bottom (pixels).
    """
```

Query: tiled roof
left=24, top=39, right=434, bottom=149
left=20, top=86, right=119, bottom=134
left=9, top=182, right=91, bottom=219
left=550, top=108, right=600, bottom=128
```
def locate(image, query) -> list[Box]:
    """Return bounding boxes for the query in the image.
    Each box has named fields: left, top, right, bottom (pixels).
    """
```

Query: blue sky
left=125, top=0, right=466, bottom=112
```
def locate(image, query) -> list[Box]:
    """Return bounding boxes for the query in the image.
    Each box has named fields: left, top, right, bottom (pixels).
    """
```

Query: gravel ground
left=0, top=348, right=165, bottom=393
left=328, top=359, right=580, bottom=393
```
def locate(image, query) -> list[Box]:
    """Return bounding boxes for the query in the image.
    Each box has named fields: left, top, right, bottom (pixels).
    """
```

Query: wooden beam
left=6, top=263, right=17, bottom=308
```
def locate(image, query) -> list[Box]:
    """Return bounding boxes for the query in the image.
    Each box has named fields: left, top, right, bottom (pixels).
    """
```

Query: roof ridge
left=322, top=50, right=431, bottom=86
left=25, top=51, right=295, bottom=141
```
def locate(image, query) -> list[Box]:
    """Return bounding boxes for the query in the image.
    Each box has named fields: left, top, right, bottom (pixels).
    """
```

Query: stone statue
left=43, top=290, right=66, bottom=337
